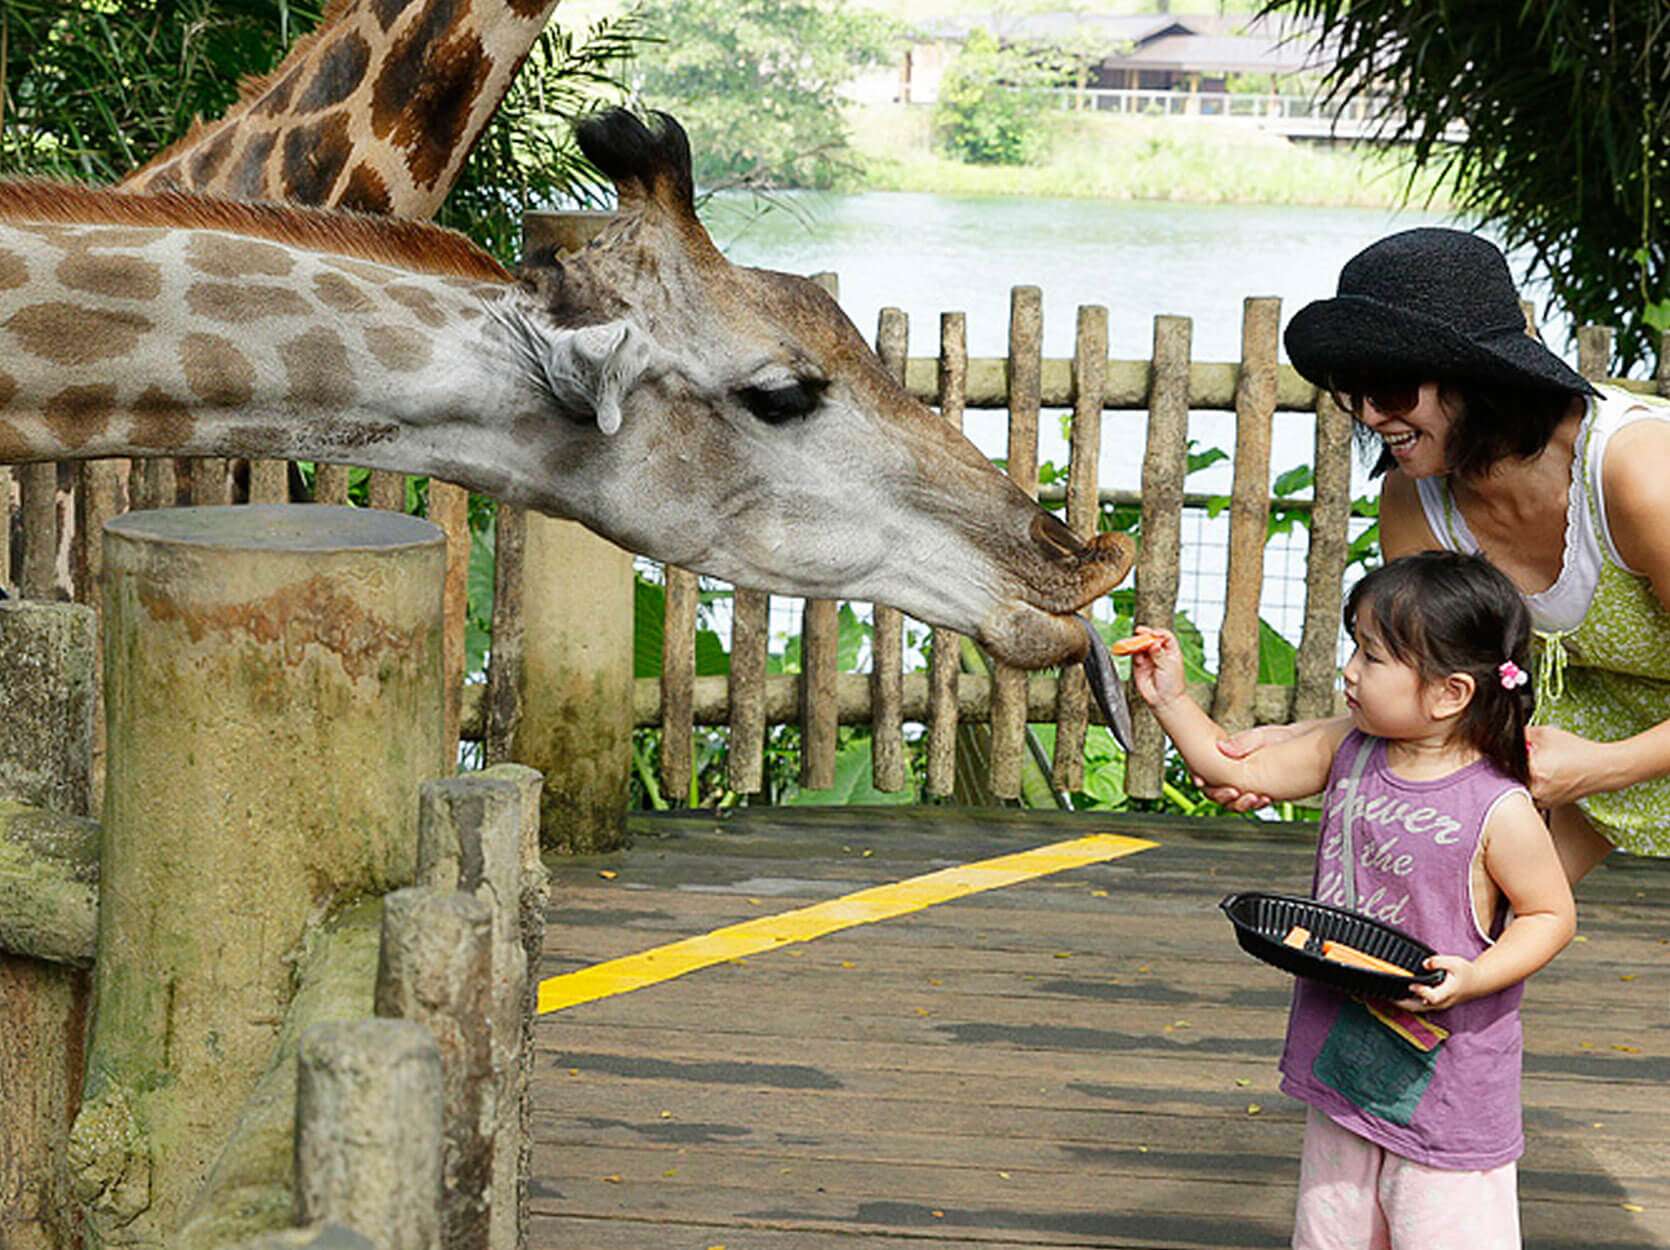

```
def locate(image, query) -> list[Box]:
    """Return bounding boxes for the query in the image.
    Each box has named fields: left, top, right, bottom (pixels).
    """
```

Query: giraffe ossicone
left=0, top=110, right=1131, bottom=668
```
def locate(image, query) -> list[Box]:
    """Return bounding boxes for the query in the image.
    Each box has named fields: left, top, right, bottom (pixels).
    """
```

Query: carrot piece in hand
left=1321, top=939, right=1412, bottom=977
left=1109, top=634, right=1163, bottom=656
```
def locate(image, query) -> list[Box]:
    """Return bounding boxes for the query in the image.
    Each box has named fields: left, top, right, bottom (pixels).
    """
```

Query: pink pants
left=1293, top=1108, right=1521, bottom=1250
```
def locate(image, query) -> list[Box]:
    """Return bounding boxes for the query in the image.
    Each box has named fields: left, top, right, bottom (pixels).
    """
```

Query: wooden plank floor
left=530, top=807, right=1669, bottom=1250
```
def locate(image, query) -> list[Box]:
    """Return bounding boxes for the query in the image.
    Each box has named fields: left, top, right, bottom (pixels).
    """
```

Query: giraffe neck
left=0, top=218, right=549, bottom=504
left=121, top=0, right=561, bottom=217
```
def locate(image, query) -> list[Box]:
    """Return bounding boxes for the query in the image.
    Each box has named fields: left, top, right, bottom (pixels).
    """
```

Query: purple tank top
left=1278, top=731, right=1530, bottom=1170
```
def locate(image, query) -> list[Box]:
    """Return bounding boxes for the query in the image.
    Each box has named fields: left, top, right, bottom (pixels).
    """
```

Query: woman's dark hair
left=1343, top=551, right=1534, bottom=784
left=1361, top=381, right=1579, bottom=479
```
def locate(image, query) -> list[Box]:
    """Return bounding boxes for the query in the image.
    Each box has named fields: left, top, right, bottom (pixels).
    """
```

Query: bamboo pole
left=1211, top=297, right=1279, bottom=734
left=660, top=567, right=699, bottom=806
left=429, top=480, right=470, bottom=766
left=483, top=503, right=526, bottom=768
left=871, top=308, right=909, bottom=792
left=0, top=466, right=10, bottom=588
left=1127, top=315, right=1192, bottom=799
left=991, top=286, right=1043, bottom=799
left=314, top=464, right=351, bottom=505
left=727, top=588, right=769, bottom=794
left=1292, top=390, right=1353, bottom=722
left=190, top=458, right=231, bottom=506
left=368, top=470, right=406, bottom=512
left=248, top=459, right=287, bottom=504
left=1051, top=305, right=1107, bottom=792
left=925, top=313, right=967, bottom=798
left=799, top=272, right=843, bottom=791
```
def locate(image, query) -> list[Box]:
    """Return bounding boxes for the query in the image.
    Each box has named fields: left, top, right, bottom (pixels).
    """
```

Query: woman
left=1209, top=226, right=1670, bottom=883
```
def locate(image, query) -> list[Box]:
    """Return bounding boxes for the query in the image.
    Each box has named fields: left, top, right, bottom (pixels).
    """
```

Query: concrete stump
left=69, top=505, right=447, bottom=1247
left=294, top=1019, right=443, bottom=1250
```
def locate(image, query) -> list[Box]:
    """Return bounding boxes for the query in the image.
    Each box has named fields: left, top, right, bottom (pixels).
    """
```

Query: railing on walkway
left=1042, top=87, right=1470, bottom=142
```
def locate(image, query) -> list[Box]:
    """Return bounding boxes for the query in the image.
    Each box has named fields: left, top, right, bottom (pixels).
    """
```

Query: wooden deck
left=529, top=807, right=1669, bottom=1250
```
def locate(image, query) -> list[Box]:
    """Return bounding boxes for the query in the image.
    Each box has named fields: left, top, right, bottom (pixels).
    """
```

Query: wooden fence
left=6, top=286, right=1667, bottom=813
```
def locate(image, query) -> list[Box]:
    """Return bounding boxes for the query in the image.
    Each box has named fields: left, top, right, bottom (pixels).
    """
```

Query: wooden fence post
left=991, top=286, right=1043, bottom=799
left=295, top=1019, right=444, bottom=1250
left=1212, top=296, right=1279, bottom=734
left=799, top=273, right=843, bottom=792
left=872, top=308, right=909, bottom=792
left=925, top=313, right=967, bottom=799
left=1128, top=315, right=1192, bottom=799
left=71, top=505, right=446, bottom=1246
left=376, top=888, right=495, bottom=1250
left=488, top=211, right=634, bottom=851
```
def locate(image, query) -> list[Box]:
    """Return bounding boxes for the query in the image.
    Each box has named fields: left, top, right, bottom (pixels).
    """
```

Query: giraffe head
left=497, top=110, right=1132, bottom=667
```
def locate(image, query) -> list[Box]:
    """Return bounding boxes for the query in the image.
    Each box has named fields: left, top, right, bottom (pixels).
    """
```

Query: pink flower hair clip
left=1498, top=660, right=1529, bottom=690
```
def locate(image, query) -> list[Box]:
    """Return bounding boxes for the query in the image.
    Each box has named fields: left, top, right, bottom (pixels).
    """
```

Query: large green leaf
left=785, top=734, right=917, bottom=806
left=634, top=577, right=730, bottom=679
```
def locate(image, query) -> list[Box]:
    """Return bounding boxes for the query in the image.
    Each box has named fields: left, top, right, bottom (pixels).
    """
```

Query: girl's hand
left=1128, top=626, right=1186, bottom=710
left=1396, top=955, right=1479, bottom=1013
left=1525, top=724, right=1614, bottom=807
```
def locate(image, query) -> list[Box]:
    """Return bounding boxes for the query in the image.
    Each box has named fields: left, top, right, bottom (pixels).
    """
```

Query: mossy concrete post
left=70, top=505, right=447, bottom=1247
left=0, top=600, right=98, bottom=1250
left=512, top=210, right=632, bottom=854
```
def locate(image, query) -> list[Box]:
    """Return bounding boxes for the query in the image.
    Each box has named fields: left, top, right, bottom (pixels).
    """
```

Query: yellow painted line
left=538, top=832, right=1156, bottom=1015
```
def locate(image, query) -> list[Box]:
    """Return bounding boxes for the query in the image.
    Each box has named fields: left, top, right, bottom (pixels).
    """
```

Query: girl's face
left=1340, top=614, right=1438, bottom=738
left=1343, top=380, right=1456, bottom=477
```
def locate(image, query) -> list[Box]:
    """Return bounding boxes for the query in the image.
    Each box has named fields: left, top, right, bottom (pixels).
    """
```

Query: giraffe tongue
left=1079, top=617, right=1134, bottom=753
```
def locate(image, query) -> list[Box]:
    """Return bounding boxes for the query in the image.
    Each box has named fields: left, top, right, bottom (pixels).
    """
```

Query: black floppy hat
left=1285, top=227, right=1598, bottom=398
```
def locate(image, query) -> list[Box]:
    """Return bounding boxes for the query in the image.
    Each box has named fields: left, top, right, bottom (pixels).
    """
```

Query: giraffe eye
left=738, top=378, right=825, bottom=424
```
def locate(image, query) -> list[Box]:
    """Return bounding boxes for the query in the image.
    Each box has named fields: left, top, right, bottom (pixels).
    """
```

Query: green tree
left=933, top=27, right=1054, bottom=166
left=629, top=0, right=903, bottom=190
left=1263, top=0, right=1670, bottom=372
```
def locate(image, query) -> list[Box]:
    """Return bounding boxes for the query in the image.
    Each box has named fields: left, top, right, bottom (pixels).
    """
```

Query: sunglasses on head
left=1328, top=377, right=1423, bottom=418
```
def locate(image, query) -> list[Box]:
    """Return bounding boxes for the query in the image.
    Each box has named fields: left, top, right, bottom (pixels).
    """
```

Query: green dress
left=1423, top=385, right=1670, bottom=857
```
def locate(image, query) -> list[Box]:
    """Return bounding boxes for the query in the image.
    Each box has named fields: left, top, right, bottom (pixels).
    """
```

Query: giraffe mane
left=126, top=0, right=361, bottom=183
left=0, top=181, right=514, bottom=283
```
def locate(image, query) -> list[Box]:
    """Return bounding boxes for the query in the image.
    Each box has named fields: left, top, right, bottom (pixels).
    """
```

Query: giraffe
left=0, top=112, right=1131, bottom=669
left=119, top=0, right=564, bottom=217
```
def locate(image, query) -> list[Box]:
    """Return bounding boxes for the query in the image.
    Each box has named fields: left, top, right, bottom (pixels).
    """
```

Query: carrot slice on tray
left=1109, top=634, right=1163, bottom=656
left=1320, top=939, right=1413, bottom=977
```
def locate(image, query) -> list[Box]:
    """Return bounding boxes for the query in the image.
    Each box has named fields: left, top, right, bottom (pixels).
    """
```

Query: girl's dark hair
left=1362, top=382, right=1579, bottom=479
left=1343, top=551, right=1534, bottom=783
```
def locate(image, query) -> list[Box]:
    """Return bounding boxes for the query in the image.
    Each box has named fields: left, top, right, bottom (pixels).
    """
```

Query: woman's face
left=1340, top=380, right=1456, bottom=477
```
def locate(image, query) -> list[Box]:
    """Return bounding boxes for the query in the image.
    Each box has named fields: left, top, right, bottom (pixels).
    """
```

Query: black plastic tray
left=1219, top=891, right=1446, bottom=999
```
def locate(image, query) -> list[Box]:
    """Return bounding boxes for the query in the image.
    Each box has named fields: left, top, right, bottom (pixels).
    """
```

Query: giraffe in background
left=31, top=0, right=576, bottom=758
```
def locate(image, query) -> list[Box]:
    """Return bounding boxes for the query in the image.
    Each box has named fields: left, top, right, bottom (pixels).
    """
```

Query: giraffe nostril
left=1030, top=510, right=1083, bottom=561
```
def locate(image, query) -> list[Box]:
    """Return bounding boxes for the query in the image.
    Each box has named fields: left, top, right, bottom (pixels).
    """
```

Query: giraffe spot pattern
left=57, top=252, right=164, bottom=302
left=320, top=256, right=394, bottom=285
left=363, top=324, right=432, bottom=373
left=130, top=386, right=194, bottom=450
left=256, top=62, right=306, bottom=118
left=281, top=111, right=354, bottom=205
left=372, top=0, right=418, bottom=32
left=280, top=326, right=356, bottom=408
left=0, top=369, right=15, bottom=408
left=339, top=163, right=393, bottom=215
left=180, top=334, right=257, bottom=406
left=371, top=0, right=492, bottom=190
left=188, top=127, right=237, bottom=187
left=508, top=0, right=552, bottom=15
left=298, top=30, right=372, bottom=113
left=44, top=384, right=116, bottom=450
left=186, top=282, right=311, bottom=323
left=74, top=227, right=168, bottom=252
left=186, top=233, right=296, bottom=279
left=0, top=248, right=27, bottom=291
left=6, top=302, right=152, bottom=366
left=313, top=271, right=378, bottom=315
left=229, top=132, right=279, bottom=201
left=0, top=421, right=28, bottom=461
left=383, top=283, right=448, bottom=328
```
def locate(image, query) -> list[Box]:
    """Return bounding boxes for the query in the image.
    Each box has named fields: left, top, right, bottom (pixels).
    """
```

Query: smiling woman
left=1217, top=225, right=1670, bottom=883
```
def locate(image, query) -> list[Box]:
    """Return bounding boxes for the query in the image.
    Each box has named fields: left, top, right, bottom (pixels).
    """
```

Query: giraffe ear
left=538, top=320, right=654, bottom=435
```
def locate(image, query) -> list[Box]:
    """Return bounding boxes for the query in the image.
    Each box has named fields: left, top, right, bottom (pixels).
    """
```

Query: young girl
left=1131, top=551, right=1575, bottom=1250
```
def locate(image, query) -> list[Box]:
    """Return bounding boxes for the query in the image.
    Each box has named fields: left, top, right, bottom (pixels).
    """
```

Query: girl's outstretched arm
left=1401, top=791, right=1576, bottom=1012
left=1129, top=628, right=1347, bottom=802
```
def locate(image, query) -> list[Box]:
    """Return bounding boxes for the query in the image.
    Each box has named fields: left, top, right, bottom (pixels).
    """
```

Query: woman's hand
left=1397, top=955, right=1480, bottom=1013
left=1191, top=724, right=1300, bottom=812
left=1128, top=627, right=1187, bottom=710
left=1525, top=724, right=1616, bottom=808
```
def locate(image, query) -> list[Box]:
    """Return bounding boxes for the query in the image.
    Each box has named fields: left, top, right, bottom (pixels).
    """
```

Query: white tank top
left=1414, top=387, right=1670, bottom=633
